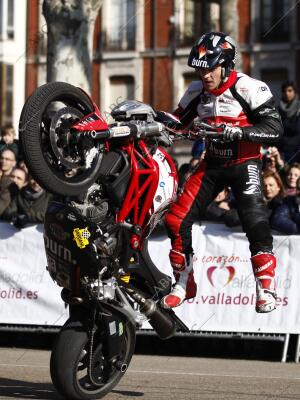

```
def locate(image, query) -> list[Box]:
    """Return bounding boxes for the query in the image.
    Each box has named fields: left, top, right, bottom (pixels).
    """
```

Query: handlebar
left=79, top=121, right=225, bottom=142
left=84, top=122, right=164, bottom=140
left=187, top=121, right=226, bottom=140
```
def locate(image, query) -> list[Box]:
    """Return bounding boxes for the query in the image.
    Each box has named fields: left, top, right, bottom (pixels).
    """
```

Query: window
left=102, top=0, right=136, bottom=50
left=0, top=0, right=14, bottom=40
left=0, top=63, right=14, bottom=126
left=260, top=0, right=290, bottom=42
left=106, top=76, right=134, bottom=121
left=7, top=0, right=13, bottom=38
left=177, top=1, right=220, bottom=47
left=178, top=0, right=202, bottom=47
left=109, top=76, right=134, bottom=106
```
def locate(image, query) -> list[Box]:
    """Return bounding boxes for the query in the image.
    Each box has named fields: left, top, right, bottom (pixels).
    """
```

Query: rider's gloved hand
left=223, top=126, right=244, bottom=142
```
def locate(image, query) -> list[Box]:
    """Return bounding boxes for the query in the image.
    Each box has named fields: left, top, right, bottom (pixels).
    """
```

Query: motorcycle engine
left=70, top=183, right=109, bottom=224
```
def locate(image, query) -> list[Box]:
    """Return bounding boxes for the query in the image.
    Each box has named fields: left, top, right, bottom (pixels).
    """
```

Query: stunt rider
left=161, top=32, right=283, bottom=313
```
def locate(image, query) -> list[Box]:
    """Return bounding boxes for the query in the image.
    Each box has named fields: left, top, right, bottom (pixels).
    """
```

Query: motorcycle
left=19, top=82, right=225, bottom=400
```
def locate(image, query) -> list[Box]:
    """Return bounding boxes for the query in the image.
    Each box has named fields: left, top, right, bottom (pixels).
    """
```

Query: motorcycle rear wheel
left=19, top=81, right=103, bottom=197
left=50, top=321, right=135, bottom=400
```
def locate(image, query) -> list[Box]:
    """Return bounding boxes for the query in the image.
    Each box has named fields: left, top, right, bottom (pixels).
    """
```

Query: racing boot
left=161, top=250, right=197, bottom=309
left=251, top=252, right=277, bottom=313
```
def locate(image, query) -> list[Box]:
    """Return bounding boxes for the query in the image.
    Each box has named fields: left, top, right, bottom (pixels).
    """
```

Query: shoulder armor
left=235, top=73, right=273, bottom=111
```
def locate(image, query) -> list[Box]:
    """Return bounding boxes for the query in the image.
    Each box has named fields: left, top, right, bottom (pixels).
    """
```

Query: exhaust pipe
left=123, top=288, right=176, bottom=340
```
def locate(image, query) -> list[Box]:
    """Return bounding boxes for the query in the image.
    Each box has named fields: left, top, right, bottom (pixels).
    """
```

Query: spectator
left=10, top=168, right=28, bottom=190
left=0, top=125, right=19, bottom=159
left=4, top=177, right=52, bottom=228
left=270, top=177, right=300, bottom=234
left=284, top=162, right=300, bottom=195
left=204, top=187, right=240, bottom=227
left=191, top=139, right=205, bottom=164
left=0, top=175, right=18, bottom=217
left=17, top=159, right=29, bottom=175
left=263, top=170, right=286, bottom=219
left=0, top=168, right=27, bottom=219
left=262, top=146, right=285, bottom=174
left=278, top=81, right=300, bottom=163
left=0, top=149, right=16, bottom=177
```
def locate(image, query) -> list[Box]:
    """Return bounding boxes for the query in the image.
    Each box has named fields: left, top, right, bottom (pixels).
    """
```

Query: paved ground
left=0, top=348, right=300, bottom=400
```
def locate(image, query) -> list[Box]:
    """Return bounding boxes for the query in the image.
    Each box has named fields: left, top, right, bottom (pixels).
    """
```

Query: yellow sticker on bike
left=73, top=227, right=91, bottom=249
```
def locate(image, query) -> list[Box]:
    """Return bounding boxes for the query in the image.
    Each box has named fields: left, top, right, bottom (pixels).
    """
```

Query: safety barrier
left=0, top=221, right=299, bottom=362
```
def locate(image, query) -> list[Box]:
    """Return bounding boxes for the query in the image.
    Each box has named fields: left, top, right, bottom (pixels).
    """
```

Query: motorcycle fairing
left=72, top=89, right=109, bottom=132
left=71, top=111, right=109, bottom=132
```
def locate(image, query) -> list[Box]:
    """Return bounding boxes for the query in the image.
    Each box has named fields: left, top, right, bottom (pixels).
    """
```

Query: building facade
left=1, top=0, right=300, bottom=143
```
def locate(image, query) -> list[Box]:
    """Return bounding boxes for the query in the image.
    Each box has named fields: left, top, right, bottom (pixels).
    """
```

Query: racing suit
left=163, top=70, right=284, bottom=312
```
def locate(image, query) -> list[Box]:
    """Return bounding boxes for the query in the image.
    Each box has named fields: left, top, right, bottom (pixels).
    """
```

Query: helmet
left=188, top=32, right=236, bottom=73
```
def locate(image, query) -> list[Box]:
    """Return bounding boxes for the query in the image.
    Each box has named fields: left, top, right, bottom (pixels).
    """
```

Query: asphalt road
left=0, top=348, right=300, bottom=400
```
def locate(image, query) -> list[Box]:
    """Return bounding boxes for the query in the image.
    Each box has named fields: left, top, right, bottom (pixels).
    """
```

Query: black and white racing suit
left=165, top=70, right=283, bottom=269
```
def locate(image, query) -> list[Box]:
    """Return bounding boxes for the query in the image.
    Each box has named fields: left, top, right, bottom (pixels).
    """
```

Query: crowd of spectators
left=0, top=125, right=52, bottom=229
left=178, top=80, right=300, bottom=235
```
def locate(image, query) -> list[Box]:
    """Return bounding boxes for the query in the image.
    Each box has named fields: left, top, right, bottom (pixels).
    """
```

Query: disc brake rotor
left=49, top=106, right=83, bottom=169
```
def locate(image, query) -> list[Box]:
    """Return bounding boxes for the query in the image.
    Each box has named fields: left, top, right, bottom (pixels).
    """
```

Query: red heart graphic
left=207, top=266, right=235, bottom=287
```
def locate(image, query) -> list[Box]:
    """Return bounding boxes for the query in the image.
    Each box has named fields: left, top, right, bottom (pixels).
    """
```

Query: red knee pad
left=169, top=249, right=186, bottom=272
left=251, top=253, right=276, bottom=279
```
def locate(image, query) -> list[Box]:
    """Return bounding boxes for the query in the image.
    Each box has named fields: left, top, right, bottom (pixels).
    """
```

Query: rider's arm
left=237, top=77, right=284, bottom=144
left=242, top=97, right=283, bottom=144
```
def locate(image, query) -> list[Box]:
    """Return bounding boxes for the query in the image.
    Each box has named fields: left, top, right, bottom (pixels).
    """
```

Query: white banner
left=0, top=223, right=68, bottom=326
left=149, top=223, right=300, bottom=334
left=0, top=222, right=299, bottom=333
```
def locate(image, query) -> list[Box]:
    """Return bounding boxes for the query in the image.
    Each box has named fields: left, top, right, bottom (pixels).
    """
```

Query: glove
left=11, top=213, right=29, bottom=229
left=223, top=126, right=244, bottom=142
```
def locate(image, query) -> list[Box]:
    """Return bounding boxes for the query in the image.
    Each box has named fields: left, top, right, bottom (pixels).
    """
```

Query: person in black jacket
left=278, top=81, right=300, bottom=163
left=263, top=170, right=286, bottom=220
left=270, top=177, right=300, bottom=234
left=4, top=177, right=52, bottom=228
left=204, top=187, right=240, bottom=227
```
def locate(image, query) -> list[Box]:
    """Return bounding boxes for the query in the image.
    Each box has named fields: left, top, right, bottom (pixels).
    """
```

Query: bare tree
left=220, top=0, right=242, bottom=71
left=43, top=0, right=103, bottom=93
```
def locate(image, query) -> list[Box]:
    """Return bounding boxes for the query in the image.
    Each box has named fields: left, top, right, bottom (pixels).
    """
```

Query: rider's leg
left=162, top=161, right=217, bottom=308
left=233, top=162, right=276, bottom=313
left=250, top=251, right=276, bottom=313
left=161, top=250, right=196, bottom=308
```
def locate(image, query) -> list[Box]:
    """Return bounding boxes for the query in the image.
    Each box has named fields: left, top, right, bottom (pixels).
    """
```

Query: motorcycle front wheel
left=19, top=81, right=103, bottom=197
left=50, top=320, right=135, bottom=400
